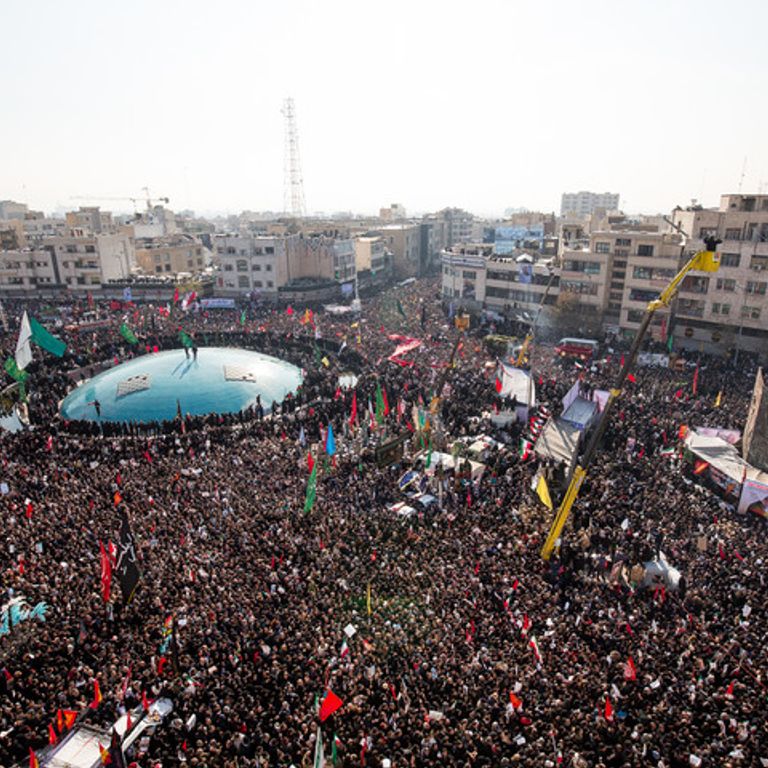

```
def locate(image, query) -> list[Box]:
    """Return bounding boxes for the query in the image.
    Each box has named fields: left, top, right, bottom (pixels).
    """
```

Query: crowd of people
left=0, top=280, right=766, bottom=767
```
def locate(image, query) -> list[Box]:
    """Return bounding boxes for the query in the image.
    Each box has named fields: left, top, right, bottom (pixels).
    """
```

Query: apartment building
left=378, top=223, right=421, bottom=279
left=213, top=234, right=287, bottom=296
left=440, top=244, right=558, bottom=320
left=671, top=194, right=768, bottom=356
left=560, top=191, right=620, bottom=217
left=0, top=232, right=134, bottom=294
left=65, top=207, right=115, bottom=234
left=136, top=234, right=209, bottom=276
left=354, top=235, right=391, bottom=287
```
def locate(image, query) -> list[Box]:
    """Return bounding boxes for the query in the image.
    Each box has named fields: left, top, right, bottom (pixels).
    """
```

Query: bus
left=554, top=338, right=599, bottom=359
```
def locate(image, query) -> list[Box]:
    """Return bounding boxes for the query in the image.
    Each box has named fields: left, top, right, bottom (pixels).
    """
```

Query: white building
left=561, top=191, right=620, bottom=217
left=213, top=234, right=287, bottom=296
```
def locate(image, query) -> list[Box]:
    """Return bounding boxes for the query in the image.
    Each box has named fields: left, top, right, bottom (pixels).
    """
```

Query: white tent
left=498, top=363, right=536, bottom=407
left=534, top=418, right=582, bottom=471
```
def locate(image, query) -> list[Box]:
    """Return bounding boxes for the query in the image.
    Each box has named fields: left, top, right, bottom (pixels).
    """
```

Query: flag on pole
left=340, top=638, right=349, bottom=659
left=425, top=438, right=432, bottom=469
left=115, top=510, right=141, bottom=605
left=396, top=299, right=406, bottom=319
left=331, top=734, right=340, bottom=765
left=382, top=387, right=390, bottom=416
left=519, top=439, right=533, bottom=460
left=29, top=748, right=39, bottom=768
left=90, top=679, right=103, bottom=709
left=313, top=726, right=325, bottom=767
left=349, top=391, right=358, bottom=427
left=4, top=356, right=29, bottom=383
left=15, top=312, right=33, bottom=369
left=375, top=382, right=385, bottom=424
left=48, top=722, right=58, bottom=745
left=119, top=323, right=139, bottom=345
left=509, top=692, right=523, bottom=710
left=536, top=476, right=553, bottom=511
left=28, top=315, right=67, bottom=357
left=604, top=696, right=614, bottom=722
left=692, top=365, right=699, bottom=395
left=240, top=309, right=247, bottom=326
left=319, top=690, right=343, bottom=722
left=99, top=541, right=112, bottom=603
left=304, top=463, right=318, bottom=512
left=623, top=656, right=637, bottom=681
left=495, top=376, right=502, bottom=393
left=325, top=424, right=336, bottom=457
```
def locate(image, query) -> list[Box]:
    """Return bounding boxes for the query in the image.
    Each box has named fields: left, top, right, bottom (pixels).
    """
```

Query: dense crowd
left=0, top=280, right=766, bottom=767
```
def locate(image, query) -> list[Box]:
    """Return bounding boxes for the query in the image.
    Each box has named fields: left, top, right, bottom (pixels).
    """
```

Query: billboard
left=738, top=478, right=768, bottom=517
left=494, top=225, right=544, bottom=255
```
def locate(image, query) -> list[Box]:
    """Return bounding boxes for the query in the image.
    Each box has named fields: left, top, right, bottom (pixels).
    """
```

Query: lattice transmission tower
left=282, top=98, right=306, bottom=218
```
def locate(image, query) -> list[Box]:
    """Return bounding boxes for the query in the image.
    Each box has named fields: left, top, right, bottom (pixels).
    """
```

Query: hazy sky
left=2, top=0, right=767, bottom=218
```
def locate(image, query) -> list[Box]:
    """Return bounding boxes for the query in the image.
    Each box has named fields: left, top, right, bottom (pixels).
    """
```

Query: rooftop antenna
left=282, top=98, right=306, bottom=218
left=737, top=156, right=747, bottom=194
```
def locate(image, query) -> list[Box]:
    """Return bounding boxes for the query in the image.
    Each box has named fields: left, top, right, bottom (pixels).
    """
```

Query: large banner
left=738, top=478, right=768, bottom=517
left=200, top=298, right=235, bottom=309
left=743, top=368, right=768, bottom=472
left=694, top=427, right=741, bottom=445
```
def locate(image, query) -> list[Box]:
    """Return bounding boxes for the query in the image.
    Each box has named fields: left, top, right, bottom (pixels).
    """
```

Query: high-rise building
left=561, top=191, right=620, bottom=217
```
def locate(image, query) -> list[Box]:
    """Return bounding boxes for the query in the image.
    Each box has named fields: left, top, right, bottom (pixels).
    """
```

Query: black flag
left=108, top=727, right=127, bottom=768
left=115, top=509, right=141, bottom=605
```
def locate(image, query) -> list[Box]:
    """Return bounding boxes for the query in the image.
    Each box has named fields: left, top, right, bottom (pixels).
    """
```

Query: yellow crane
left=540, top=237, right=722, bottom=560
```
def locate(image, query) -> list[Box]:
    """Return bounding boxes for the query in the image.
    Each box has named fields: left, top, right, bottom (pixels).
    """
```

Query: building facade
left=670, top=194, right=768, bottom=356
left=561, top=191, right=620, bottom=217
left=213, top=234, right=288, bottom=296
left=378, top=224, right=421, bottom=279
left=136, top=234, right=209, bottom=276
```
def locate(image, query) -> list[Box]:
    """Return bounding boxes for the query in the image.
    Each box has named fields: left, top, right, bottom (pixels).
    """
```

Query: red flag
left=694, top=460, right=709, bottom=475
left=286, top=305, right=294, bottom=316
left=173, top=287, right=179, bottom=304
left=725, top=680, right=735, bottom=698
left=334, top=386, right=342, bottom=400
left=495, top=377, right=502, bottom=393
left=90, top=679, right=103, bottom=709
left=126, top=710, right=133, bottom=731
left=620, top=354, right=625, bottom=368
left=57, top=709, right=64, bottom=733
left=45, top=435, right=53, bottom=451
left=604, top=696, right=614, bottom=722
left=349, top=391, right=358, bottom=427
left=383, top=388, right=390, bottom=416
left=319, top=689, right=343, bottom=721
left=623, top=656, right=637, bottom=680
left=307, top=453, right=315, bottom=473
left=62, top=710, right=77, bottom=729
left=692, top=365, right=699, bottom=395
left=29, top=748, right=39, bottom=768
left=509, top=692, right=523, bottom=709
left=627, top=373, right=636, bottom=384
left=99, top=541, right=112, bottom=603
left=48, top=722, right=58, bottom=745
left=142, top=690, right=151, bottom=711
left=113, top=491, right=122, bottom=507
left=25, top=499, right=33, bottom=519
left=143, top=450, right=153, bottom=464
left=674, top=389, right=684, bottom=400
left=98, top=742, right=111, bottom=765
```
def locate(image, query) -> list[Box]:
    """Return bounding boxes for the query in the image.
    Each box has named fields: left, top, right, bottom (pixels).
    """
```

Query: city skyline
left=2, top=0, right=767, bottom=217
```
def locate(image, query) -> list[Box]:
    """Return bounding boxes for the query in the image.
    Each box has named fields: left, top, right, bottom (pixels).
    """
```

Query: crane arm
left=540, top=243, right=721, bottom=560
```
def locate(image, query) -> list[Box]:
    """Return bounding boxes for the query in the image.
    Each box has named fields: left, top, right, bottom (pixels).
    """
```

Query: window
left=626, top=309, right=645, bottom=323
left=746, top=280, right=767, bottom=295
left=236, top=260, right=248, bottom=272
left=629, top=288, right=657, bottom=302
left=155, top=265, right=162, bottom=273
left=724, top=229, right=741, bottom=241
left=633, top=267, right=653, bottom=280
left=681, top=276, right=709, bottom=294
left=265, top=247, right=274, bottom=254
left=614, top=249, right=629, bottom=258
left=615, top=238, right=631, bottom=247
left=238, top=275, right=250, bottom=288
left=699, top=227, right=719, bottom=239
left=252, top=263, right=261, bottom=271
left=254, top=247, right=263, bottom=255
left=716, top=278, right=736, bottom=292
left=164, top=264, right=171, bottom=272
left=678, top=298, right=705, bottom=317
left=637, top=244, right=655, bottom=257
left=741, top=305, right=761, bottom=320
left=594, top=242, right=610, bottom=254
left=711, top=302, right=731, bottom=316
left=721, top=253, right=740, bottom=267
left=254, top=280, right=263, bottom=288
left=224, top=264, right=233, bottom=272
left=265, top=264, right=272, bottom=272
left=750, top=254, right=768, bottom=270
left=227, top=247, right=236, bottom=254
left=85, top=245, right=96, bottom=253
left=463, top=270, right=476, bottom=279
left=267, top=280, right=274, bottom=288
left=564, top=260, right=600, bottom=274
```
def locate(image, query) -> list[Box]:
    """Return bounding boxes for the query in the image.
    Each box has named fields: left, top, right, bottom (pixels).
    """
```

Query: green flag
left=179, top=330, right=194, bottom=348
left=29, top=316, right=66, bottom=357
left=375, top=382, right=385, bottom=424
left=426, top=437, right=432, bottom=468
left=4, top=357, right=29, bottom=383
left=119, top=322, right=139, bottom=345
left=396, top=299, right=406, bottom=319
left=240, top=309, right=247, bottom=326
left=304, top=463, right=318, bottom=512
left=313, top=727, right=324, bottom=768
left=331, top=733, right=339, bottom=766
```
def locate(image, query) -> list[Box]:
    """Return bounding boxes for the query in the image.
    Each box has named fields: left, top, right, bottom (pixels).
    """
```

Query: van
left=555, top=338, right=599, bottom=359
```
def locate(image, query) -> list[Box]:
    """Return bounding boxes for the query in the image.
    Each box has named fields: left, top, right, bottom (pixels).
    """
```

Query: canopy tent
left=534, top=418, right=582, bottom=472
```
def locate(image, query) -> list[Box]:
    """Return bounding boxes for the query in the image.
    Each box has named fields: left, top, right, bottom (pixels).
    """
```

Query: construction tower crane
left=540, top=236, right=722, bottom=560
left=70, top=187, right=169, bottom=213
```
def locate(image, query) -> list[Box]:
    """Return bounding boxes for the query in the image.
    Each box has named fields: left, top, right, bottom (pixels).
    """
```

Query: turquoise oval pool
left=60, top=347, right=303, bottom=423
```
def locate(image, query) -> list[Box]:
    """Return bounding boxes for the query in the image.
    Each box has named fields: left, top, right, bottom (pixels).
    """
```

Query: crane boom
left=540, top=239, right=721, bottom=560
